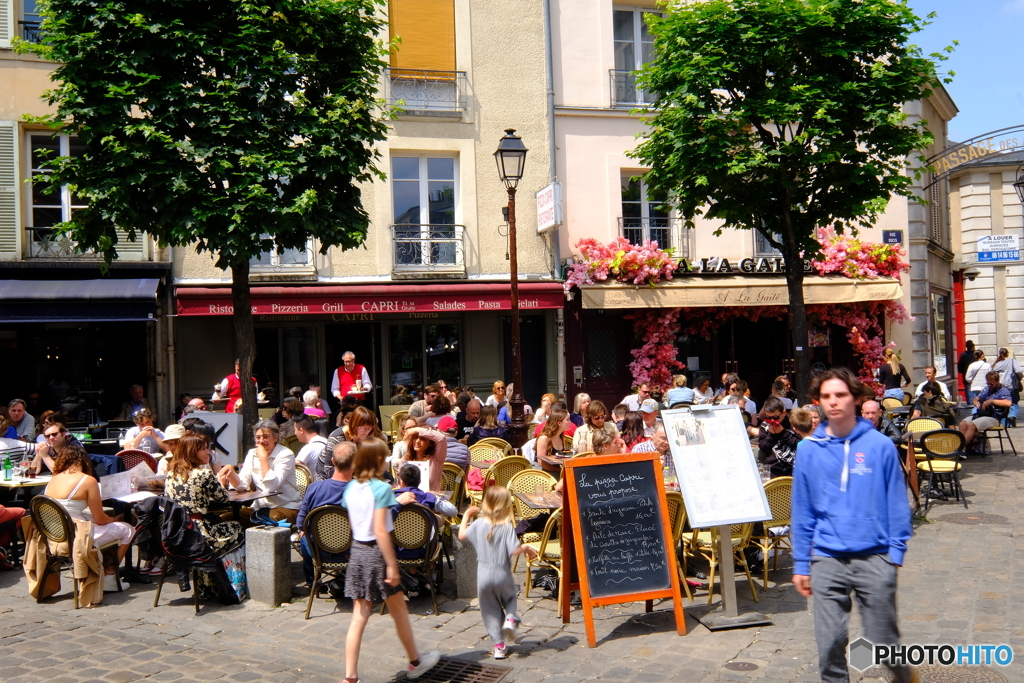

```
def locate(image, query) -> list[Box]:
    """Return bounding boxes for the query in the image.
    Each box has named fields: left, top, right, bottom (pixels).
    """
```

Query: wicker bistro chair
left=522, top=508, right=563, bottom=614
left=474, top=437, right=512, bottom=456
left=29, top=495, right=122, bottom=608
left=389, top=410, right=410, bottom=444
left=918, top=429, right=968, bottom=511
left=665, top=491, right=693, bottom=602
left=981, top=423, right=1017, bottom=456
left=881, top=397, right=904, bottom=411
left=484, top=456, right=531, bottom=493
left=281, top=435, right=302, bottom=455
left=507, top=469, right=558, bottom=571
left=687, top=523, right=759, bottom=606
left=750, top=477, right=793, bottom=590
left=117, top=449, right=158, bottom=473
left=440, top=462, right=466, bottom=513
left=384, top=504, right=442, bottom=615
left=303, top=505, right=352, bottom=619
left=468, top=442, right=504, bottom=468
left=294, top=462, right=313, bottom=500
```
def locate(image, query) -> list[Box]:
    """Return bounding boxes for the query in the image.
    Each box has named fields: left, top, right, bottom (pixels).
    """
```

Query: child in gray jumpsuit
left=459, top=486, right=538, bottom=659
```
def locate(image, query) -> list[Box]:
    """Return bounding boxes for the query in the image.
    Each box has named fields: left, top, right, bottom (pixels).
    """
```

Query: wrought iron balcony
left=20, top=21, right=43, bottom=43
left=391, top=224, right=466, bottom=279
left=25, top=227, right=95, bottom=258
left=617, top=217, right=691, bottom=258
left=609, top=70, right=655, bottom=108
left=384, top=69, right=467, bottom=116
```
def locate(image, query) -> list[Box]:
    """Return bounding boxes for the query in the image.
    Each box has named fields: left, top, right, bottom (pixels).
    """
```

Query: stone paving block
left=102, top=672, right=142, bottom=683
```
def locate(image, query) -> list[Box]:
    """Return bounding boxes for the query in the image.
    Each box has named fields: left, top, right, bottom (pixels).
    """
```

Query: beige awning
left=579, top=276, right=903, bottom=309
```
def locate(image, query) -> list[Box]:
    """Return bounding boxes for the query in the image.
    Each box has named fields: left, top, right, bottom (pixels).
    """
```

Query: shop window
left=930, top=290, right=951, bottom=377
left=610, top=7, right=659, bottom=107
left=620, top=173, right=686, bottom=254
left=26, top=132, right=87, bottom=257
left=388, top=323, right=460, bottom=398
left=391, top=156, right=462, bottom=273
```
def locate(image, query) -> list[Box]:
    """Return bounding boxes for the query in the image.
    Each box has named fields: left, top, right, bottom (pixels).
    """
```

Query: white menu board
left=663, top=405, right=772, bottom=528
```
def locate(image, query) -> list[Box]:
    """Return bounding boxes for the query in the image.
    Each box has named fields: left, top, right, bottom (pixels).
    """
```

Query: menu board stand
left=662, top=405, right=774, bottom=631
left=560, top=452, right=686, bottom=647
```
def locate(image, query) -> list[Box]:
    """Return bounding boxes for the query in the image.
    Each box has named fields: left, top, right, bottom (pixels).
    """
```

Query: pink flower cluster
left=564, top=237, right=679, bottom=293
left=811, top=228, right=910, bottom=282
left=624, top=308, right=685, bottom=389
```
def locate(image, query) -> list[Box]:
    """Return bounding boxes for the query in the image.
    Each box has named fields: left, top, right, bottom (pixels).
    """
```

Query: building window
left=930, top=290, right=952, bottom=378
left=250, top=236, right=313, bottom=269
left=610, top=7, right=658, bottom=107
left=619, top=173, right=685, bottom=254
left=753, top=230, right=782, bottom=258
left=27, top=132, right=86, bottom=257
left=385, top=0, right=465, bottom=116
left=21, top=0, right=43, bottom=42
left=391, top=155, right=464, bottom=274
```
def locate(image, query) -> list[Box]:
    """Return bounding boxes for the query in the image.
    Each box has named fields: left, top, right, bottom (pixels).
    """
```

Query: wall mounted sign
left=882, top=230, right=903, bottom=245
left=978, top=234, right=1020, bottom=263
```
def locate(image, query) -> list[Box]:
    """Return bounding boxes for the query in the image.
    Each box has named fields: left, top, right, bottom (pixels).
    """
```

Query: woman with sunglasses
left=571, top=400, right=620, bottom=454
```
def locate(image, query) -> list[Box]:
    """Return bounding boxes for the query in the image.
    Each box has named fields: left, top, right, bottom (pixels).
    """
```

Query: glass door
left=387, top=323, right=461, bottom=399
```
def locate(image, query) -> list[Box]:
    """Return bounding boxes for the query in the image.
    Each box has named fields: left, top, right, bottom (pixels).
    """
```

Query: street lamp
left=1014, top=165, right=1024, bottom=205
left=494, top=128, right=529, bottom=448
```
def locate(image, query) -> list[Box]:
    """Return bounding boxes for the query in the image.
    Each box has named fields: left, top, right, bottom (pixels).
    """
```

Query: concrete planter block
left=452, top=526, right=478, bottom=599
left=245, top=526, right=292, bottom=607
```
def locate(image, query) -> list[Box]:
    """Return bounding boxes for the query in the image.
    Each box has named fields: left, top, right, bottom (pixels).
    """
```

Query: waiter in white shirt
left=330, top=351, right=372, bottom=405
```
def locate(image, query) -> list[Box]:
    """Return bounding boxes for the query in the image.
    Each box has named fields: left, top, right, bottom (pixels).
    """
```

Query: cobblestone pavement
left=2, top=440, right=1022, bottom=683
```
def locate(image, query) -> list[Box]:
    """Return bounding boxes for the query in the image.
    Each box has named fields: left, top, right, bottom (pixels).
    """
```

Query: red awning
left=176, top=282, right=565, bottom=316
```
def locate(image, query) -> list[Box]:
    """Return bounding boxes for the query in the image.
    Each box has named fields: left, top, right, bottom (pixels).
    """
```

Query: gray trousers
left=810, top=554, right=912, bottom=683
left=478, top=565, right=518, bottom=645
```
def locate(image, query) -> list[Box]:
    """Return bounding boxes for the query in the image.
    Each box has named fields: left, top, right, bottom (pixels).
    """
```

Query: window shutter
left=0, top=0, right=12, bottom=49
left=389, top=0, right=455, bottom=72
left=115, top=227, right=146, bottom=258
left=0, top=121, right=20, bottom=255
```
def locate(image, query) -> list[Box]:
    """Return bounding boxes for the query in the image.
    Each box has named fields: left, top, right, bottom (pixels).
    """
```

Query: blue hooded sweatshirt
left=791, top=417, right=911, bottom=576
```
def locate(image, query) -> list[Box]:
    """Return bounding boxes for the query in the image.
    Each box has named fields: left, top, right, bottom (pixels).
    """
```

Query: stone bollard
left=452, top=526, right=478, bottom=599
left=245, top=526, right=292, bottom=607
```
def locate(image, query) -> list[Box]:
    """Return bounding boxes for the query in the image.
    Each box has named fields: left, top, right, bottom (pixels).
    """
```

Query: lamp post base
left=698, top=608, right=773, bottom=631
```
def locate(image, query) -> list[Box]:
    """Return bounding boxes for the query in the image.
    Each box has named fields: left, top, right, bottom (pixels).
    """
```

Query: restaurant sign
left=176, top=286, right=565, bottom=316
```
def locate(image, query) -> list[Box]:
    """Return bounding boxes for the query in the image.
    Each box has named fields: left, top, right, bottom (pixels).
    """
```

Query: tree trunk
left=779, top=212, right=810, bottom=405
left=231, top=261, right=258, bottom=455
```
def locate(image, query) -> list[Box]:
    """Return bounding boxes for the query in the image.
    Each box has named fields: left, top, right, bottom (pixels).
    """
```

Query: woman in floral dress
left=165, top=433, right=243, bottom=600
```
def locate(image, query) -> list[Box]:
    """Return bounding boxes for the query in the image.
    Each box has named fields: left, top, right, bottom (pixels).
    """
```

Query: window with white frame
left=250, top=236, right=313, bottom=269
left=611, top=7, right=659, bottom=106
left=391, top=155, right=460, bottom=266
left=21, top=0, right=44, bottom=42
left=620, top=172, right=673, bottom=249
left=27, top=132, right=87, bottom=256
left=753, top=229, right=782, bottom=258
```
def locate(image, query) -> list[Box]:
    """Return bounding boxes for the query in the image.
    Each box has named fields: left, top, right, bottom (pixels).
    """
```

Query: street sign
left=535, top=182, right=562, bottom=233
left=882, top=230, right=903, bottom=245
left=978, top=234, right=1020, bottom=263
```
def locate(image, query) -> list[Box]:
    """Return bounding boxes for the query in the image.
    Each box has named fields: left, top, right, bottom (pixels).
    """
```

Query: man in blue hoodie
left=792, top=368, right=914, bottom=683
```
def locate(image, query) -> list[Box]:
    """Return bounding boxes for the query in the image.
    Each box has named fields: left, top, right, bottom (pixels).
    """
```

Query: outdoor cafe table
left=513, top=490, right=562, bottom=510
left=0, top=474, right=52, bottom=505
left=536, top=452, right=572, bottom=474
left=226, top=489, right=281, bottom=521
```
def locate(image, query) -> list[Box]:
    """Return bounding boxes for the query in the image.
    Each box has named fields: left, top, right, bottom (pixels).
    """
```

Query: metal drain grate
left=865, top=664, right=1008, bottom=682
left=937, top=513, right=1009, bottom=525
left=389, top=657, right=512, bottom=683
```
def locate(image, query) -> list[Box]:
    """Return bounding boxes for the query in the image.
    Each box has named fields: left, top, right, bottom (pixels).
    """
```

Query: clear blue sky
left=912, top=0, right=1024, bottom=143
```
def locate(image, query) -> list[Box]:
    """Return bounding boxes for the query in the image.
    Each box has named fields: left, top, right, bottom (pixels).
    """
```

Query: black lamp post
left=494, top=129, right=529, bottom=449
left=1014, top=165, right=1024, bottom=205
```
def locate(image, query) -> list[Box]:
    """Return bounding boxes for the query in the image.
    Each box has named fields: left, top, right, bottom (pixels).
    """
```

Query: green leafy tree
left=20, top=0, right=390, bottom=439
left=632, top=0, right=951, bottom=400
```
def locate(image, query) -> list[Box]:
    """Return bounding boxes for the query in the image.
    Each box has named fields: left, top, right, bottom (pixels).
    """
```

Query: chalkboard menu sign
left=571, top=459, right=671, bottom=598
left=563, top=452, right=686, bottom=647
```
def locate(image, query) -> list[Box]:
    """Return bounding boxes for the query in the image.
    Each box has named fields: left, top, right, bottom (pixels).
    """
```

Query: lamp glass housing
left=494, top=128, right=528, bottom=189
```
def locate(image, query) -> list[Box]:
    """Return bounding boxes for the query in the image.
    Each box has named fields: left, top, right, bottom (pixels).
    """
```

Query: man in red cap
left=436, top=415, right=469, bottom=473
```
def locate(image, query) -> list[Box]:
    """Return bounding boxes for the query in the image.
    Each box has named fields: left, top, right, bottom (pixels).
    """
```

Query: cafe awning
left=176, top=282, right=566, bottom=316
left=0, top=279, right=161, bottom=322
left=580, top=276, right=903, bottom=309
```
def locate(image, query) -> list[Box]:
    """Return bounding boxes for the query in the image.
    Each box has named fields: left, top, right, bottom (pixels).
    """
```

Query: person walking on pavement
left=957, top=340, right=975, bottom=401
left=792, top=368, right=915, bottom=683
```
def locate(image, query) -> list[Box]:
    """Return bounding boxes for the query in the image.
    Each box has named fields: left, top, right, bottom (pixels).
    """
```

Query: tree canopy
left=631, top=0, right=951, bottom=397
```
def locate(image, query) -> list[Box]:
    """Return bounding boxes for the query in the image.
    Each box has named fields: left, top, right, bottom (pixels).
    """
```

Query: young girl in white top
left=341, top=437, right=439, bottom=683
left=458, top=486, right=538, bottom=660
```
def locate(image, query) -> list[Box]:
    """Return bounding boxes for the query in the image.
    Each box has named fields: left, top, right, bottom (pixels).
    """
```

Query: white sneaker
left=103, top=574, right=128, bottom=592
left=502, top=616, right=520, bottom=642
left=493, top=643, right=508, bottom=660
left=406, top=650, right=440, bottom=679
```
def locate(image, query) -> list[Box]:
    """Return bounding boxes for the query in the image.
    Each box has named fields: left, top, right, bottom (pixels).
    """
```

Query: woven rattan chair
left=484, top=456, right=530, bottom=493
left=750, top=477, right=793, bottom=590
left=665, top=491, right=693, bottom=601
left=474, top=437, right=512, bottom=456
left=117, top=449, right=158, bottom=473
left=440, top=462, right=466, bottom=512
left=902, top=391, right=914, bottom=406
left=385, top=504, right=441, bottom=615
left=572, top=451, right=596, bottom=459
left=281, top=435, right=302, bottom=455
left=390, top=410, right=410, bottom=444
left=468, top=442, right=504, bottom=468
left=507, top=469, right=558, bottom=572
left=688, top=522, right=759, bottom=605
left=904, top=417, right=945, bottom=461
left=981, top=424, right=1016, bottom=456
left=295, top=462, right=313, bottom=500
left=881, top=397, right=903, bottom=411
left=523, top=508, right=562, bottom=614
left=303, top=505, right=352, bottom=619
left=257, top=408, right=276, bottom=420
left=29, top=495, right=121, bottom=608
left=918, top=429, right=967, bottom=511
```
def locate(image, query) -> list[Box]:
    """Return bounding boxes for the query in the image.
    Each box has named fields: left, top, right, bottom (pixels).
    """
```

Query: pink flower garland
left=564, top=237, right=679, bottom=293
left=624, top=309, right=685, bottom=389
left=811, top=227, right=910, bottom=280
